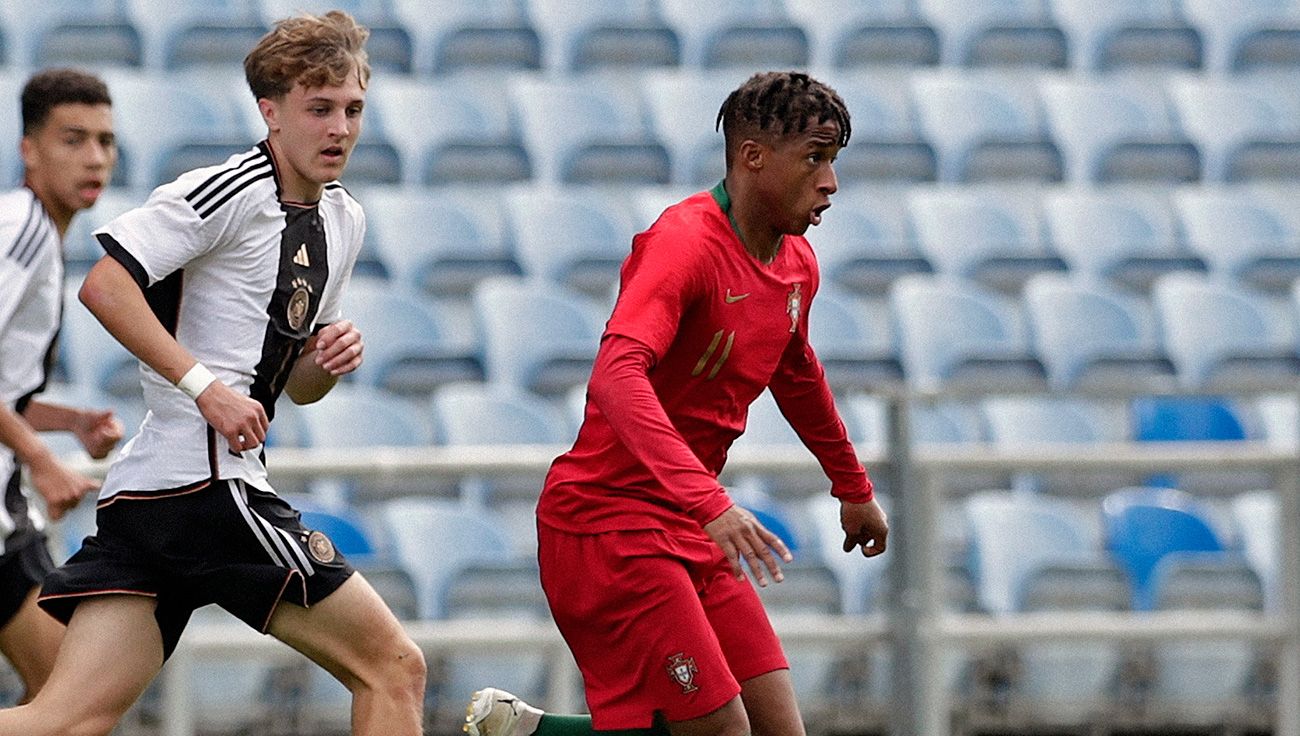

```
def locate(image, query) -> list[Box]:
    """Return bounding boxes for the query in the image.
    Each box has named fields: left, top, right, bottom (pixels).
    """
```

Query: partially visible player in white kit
left=0, top=12, right=425, bottom=736
left=0, top=68, right=124, bottom=703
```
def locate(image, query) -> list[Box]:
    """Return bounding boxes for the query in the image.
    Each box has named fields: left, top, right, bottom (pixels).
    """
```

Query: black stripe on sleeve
left=96, top=232, right=150, bottom=290
left=185, top=149, right=265, bottom=203
left=197, top=170, right=274, bottom=220
left=5, top=199, right=39, bottom=263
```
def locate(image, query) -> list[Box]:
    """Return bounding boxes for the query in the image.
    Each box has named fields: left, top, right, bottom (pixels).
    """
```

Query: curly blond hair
left=244, top=10, right=370, bottom=100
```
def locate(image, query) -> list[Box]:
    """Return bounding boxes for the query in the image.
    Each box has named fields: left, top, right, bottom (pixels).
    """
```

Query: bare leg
left=267, top=573, right=426, bottom=736
left=667, top=696, right=751, bottom=736
left=0, top=588, right=63, bottom=702
left=739, top=670, right=804, bottom=736
left=0, top=595, right=163, bottom=736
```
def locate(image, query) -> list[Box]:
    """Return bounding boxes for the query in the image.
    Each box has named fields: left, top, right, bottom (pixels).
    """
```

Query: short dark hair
left=21, top=68, right=112, bottom=135
left=715, top=71, right=851, bottom=169
left=245, top=10, right=371, bottom=101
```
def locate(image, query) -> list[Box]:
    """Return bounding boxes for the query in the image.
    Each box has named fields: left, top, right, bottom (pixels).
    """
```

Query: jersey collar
left=709, top=180, right=744, bottom=243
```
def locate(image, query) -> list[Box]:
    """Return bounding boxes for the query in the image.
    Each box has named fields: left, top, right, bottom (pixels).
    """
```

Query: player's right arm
left=0, top=402, right=96, bottom=520
left=79, top=256, right=267, bottom=452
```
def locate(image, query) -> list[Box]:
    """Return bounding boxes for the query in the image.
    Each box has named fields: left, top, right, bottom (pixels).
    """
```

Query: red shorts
left=538, top=523, right=788, bottom=729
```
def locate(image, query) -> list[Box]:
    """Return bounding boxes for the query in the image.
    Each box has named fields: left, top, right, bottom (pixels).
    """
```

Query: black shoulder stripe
left=196, top=170, right=274, bottom=220
left=185, top=149, right=267, bottom=203
left=325, top=182, right=342, bottom=190
left=15, top=218, right=53, bottom=269
left=5, top=197, right=39, bottom=262
left=189, top=160, right=272, bottom=214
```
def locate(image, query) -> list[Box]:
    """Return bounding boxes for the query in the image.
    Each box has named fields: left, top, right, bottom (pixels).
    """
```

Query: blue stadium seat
left=821, top=70, right=937, bottom=184
left=392, top=0, right=540, bottom=74
left=1231, top=490, right=1281, bottom=610
left=472, top=276, right=603, bottom=396
left=1039, top=76, right=1201, bottom=184
left=807, top=287, right=903, bottom=392
left=890, top=275, right=1046, bottom=392
left=1169, top=75, right=1300, bottom=182
left=910, top=71, right=1062, bottom=183
left=806, top=187, right=931, bottom=295
left=504, top=187, right=636, bottom=297
left=906, top=186, right=1065, bottom=291
left=786, top=0, right=939, bottom=69
left=914, top=0, right=1068, bottom=68
left=510, top=77, right=670, bottom=186
left=1042, top=188, right=1205, bottom=290
left=342, top=281, right=484, bottom=397
left=1152, top=273, right=1299, bottom=390
left=1051, top=0, right=1202, bottom=71
left=640, top=70, right=746, bottom=186
left=1023, top=273, right=1176, bottom=392
left=658, top=0, right=808, bottom=69
left=368, top=78, right=530, bottom=186
left=1180, top=0, right=1300, bottom=72
left=1132, top=396, right=1249, bottom=443
left=1102, top=486, right=1226, bottom=610
left=260, top=0, right=412, bottom=72
left=529, top=0, right=678, bottom=71
left=124, top=0, right=265, bottom=70
left=1, top=0, right=140, bottom=68
left=1174, top=187, right=1300, bottom=292
left=362, top=186, right=520, bottom=297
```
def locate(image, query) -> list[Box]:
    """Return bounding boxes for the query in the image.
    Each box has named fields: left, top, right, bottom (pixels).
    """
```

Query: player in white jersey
left=0, top=68, right=124, bottom=702
left=0, top=13, right=426, bottom=736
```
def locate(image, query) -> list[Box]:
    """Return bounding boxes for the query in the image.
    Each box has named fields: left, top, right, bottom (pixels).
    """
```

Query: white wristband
left=176, top=362, right=217, bottom=401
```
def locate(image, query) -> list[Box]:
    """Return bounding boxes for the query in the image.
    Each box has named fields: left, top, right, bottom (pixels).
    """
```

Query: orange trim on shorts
left=37, top=588, right=158, bottom=603
left=96, top=480, right=212, bottom=509
left=259, top=569, right=303, bottom=633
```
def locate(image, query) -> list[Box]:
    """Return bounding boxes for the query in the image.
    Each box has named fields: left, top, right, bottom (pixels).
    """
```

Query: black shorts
left=0, top=532, right=55, bottom=628
left=39, top=479, right=354, bottom=658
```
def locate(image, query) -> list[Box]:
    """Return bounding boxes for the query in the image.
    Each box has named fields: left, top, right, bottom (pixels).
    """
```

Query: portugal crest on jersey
left=665, top=652, right=699, bottom=693
left=786, top=283, right=802, bottom=333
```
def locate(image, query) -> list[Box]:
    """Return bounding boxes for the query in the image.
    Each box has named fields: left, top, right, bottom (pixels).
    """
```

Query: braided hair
left=715, top=71, right=851, bottom=169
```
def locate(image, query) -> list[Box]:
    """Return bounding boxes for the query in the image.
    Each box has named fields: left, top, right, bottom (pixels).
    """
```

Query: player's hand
left=313, top=320, right=364, bottom=377
left=73, top=408, right=124, bottom=460
left=27, top=451, right=98, bottom=521
left=703, top=505, right=793, bottom=587
left=841, top=498, right=888, bottom=557
left=195, top=380, right=268, bottom=453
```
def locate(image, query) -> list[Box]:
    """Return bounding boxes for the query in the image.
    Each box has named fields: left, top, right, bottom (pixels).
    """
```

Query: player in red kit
left=466, top=71, right=888, bottom=736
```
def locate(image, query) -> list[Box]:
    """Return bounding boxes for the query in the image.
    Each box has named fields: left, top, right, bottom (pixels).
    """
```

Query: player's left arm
left=284, top=320, right=364, bottom=405
left=22, top=399, right=124, bottom=459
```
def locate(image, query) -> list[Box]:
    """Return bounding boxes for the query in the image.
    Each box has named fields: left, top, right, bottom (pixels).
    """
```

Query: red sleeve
left=587, top=333, right=735, bottom=527
left=604, top=228, right=704, bottom=360
left=769, top=328, right=874, bottom=504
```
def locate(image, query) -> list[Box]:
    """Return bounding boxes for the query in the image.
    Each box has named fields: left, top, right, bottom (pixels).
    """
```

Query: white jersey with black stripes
left=93, top=143, right=364, bottom=500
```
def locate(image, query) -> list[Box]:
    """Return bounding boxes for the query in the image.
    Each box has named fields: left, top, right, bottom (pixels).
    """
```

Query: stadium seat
left=981, top=393, right=1132, bottom=494
left=1050, top=0, right=1202, bottom=71
left=472, top=276, right=604, bottom=395
left=0, top=1, right=140, bottom=68
left=61, top=188, right=148, bottom=275
left=891, top=275, right=1046, bottom=393
left=1101, top=486, right=1226, bottom=611
left=658, top=0, right=808, bottom=69
left=785, top=0, right=939, bottom=69
left=362, top=186, right=520, bottom=297
left=1168, top=75, right=1300, bottom=182
left=1023, top=273, right=1176, bottom=392
left=260, top=0, right=413, bottom=72
left=1174, top=187, right=1300, bottom=292
left=1039, top=76, right=1201, bottom=185
left=802, top=493, right=890, bottom=616
left=392, top=0, right=540, bottom=74
left=906, top=186, right=1066, bottom=291
left=368, top=77, right=530, bottom=186
left=806, top=287, right=903, bottom=392
left=503, top=187, right=637, bottom=297
left=910, top=71, right=1063, bottom=183
left=805, top=187, right=931, bottom=295
left=727, top=390, right=809, bottom=499
left=124, top=0, right=266, bottom=70
left=1132, top=396, right=1250, bottom=443
left=1149, top=553, right=1264, bottom=723
left=640, top=70, right=747, bottom=186
left=1042, top=187, right=1205, bottom=291
left=0, top=71, right=20, bottom=188
left=186, top=607, right=279, bottom=733
left=509, top=77, right=671, bottom=185
left=1152, top=273, right=1299, bottom=390
left=1180, top=0, right=1300, bottom=72
left=59, top=280, right=141, bottom=399
left=821, top=70, right=937, bottom=184
left=342, top=281, right=484, bottom=397
left=1230, top=490, right=1281, bottom=610
left=754, top=560, right=845, bottom=710
left=529, top=0, right=678, bottom=71
left=36, top=382, right=146, bottom=473
left=914, top=0, right=1068, bottom=68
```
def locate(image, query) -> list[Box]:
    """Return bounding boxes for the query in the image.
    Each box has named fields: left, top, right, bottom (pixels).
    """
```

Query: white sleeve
left=314, top=203, right=364, bottom=328
left=0, top=252, right=38, bottom=336
left=94, top=182, right=226, bottom=287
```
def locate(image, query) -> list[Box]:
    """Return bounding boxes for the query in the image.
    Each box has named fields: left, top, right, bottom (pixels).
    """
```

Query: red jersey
left=536, top=184, right=872, bottom=536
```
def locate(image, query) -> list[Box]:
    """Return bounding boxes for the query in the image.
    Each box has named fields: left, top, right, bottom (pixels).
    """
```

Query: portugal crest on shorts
left=307, top=530, right=336, bottom=563
left=665, top=652, right=699, bottom=693
left=786, top=283, right=802, bottom=333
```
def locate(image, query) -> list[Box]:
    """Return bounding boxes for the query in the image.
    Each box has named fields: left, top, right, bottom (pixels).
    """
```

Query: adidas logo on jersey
left=293, top=243, right=310, bottom=268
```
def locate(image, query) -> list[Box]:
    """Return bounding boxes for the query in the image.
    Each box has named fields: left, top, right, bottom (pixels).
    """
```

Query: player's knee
left=351, top=632, right=425, bottom=703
